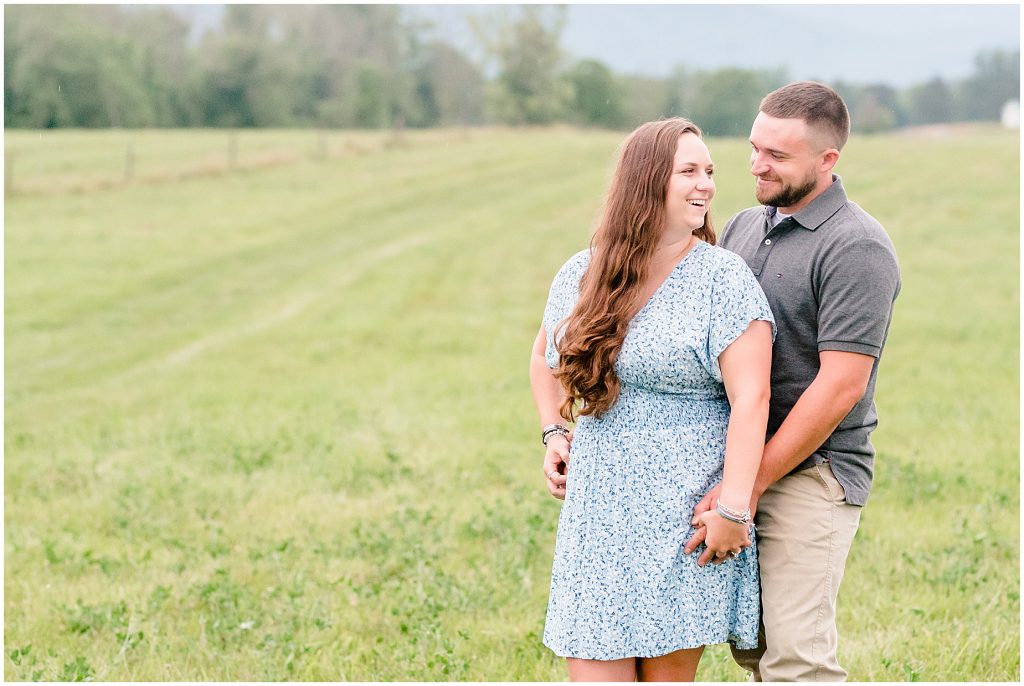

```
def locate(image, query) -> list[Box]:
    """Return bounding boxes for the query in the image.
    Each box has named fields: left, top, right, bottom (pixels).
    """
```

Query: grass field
left=4, top=124, right=1019, bottom=681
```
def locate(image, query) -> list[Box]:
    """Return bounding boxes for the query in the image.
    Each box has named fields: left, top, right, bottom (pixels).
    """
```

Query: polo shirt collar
left=763, top=174, right=848, bottom=231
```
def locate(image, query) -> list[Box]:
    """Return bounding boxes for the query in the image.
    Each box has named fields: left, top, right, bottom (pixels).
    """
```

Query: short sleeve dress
left=541, top=240, right=776, bottom=660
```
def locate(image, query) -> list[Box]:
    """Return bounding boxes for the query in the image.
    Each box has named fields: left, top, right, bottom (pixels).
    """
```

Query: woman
left=529, top=118, right=775, bottom=681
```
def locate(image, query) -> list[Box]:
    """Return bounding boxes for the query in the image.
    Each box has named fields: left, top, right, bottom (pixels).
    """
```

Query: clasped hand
left=683, top=484, right=757, bottom=566
left=542, top=434, right=570, bottom=500
left=688, top=510, right=751, bottom=566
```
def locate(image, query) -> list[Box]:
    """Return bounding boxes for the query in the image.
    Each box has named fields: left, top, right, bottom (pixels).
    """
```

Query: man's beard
left=756, top=172, right=817, bottom=209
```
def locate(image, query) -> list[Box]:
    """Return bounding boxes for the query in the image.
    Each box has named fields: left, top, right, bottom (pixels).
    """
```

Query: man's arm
left=685, top=350, right=873, bottom=548
left=692, top=233, right=897, bottom=519
left=750, top=350, right=874, bottom=500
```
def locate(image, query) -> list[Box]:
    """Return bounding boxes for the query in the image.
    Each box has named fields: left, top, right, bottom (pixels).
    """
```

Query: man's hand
left=693, top=510, right=752, bottom=567
left=542, top=434, right=570, bottom=500
left=683, top=484, right=761, bottom=557
left=690, top=484, right=722, bottom=530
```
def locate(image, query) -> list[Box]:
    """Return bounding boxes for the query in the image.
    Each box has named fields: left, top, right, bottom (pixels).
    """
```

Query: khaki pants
left=731, top=464, right=862, bottom=682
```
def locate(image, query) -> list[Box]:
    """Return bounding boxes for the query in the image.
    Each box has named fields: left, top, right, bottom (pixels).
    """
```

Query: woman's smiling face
left=665, top=132, right=715, bottom=233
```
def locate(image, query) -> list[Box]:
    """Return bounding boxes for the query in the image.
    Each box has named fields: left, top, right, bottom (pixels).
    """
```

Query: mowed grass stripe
left=5, top=131, right=618, bottom=406
left=5, top=129, right=575, bottom=312
left=5, top=134, right=505, bottom=318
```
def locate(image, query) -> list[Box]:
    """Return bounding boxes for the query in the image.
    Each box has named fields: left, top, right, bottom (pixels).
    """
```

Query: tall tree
left=273, top=5, right=418, bottom=128
left=688, top=68, right=786, bottom=137
left=851, top=84, right=903, bottom=133
left=194, top=5, right=313, bottom=127
left=957, top=49, right=1020, bottom=121
left=410, top=41, right=486, bottom=127
left=121, top=7, right=194, bottom=126
left=478, top=6, right=570, bottom=125
left=618, top=74, right=673, bottom=127
left=852, top=91, right=895, bottom=133
left=5, top=5, right=157, bottom=127
left=566, top=59, right=626, bottom=129
left=663, top=67, right=690, bottom=119
left=907, top=77, right=955, bottom=125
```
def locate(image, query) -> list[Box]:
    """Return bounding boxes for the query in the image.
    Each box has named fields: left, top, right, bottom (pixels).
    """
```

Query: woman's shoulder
left=563, top=247, right=592, bottom=270
left=698, top=241, right=753, bottom=277
left=551, top=248, right=591, bottom=285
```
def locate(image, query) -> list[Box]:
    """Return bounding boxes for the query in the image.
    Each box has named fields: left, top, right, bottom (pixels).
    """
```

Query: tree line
left=4, top=5, right=1019, bottom=134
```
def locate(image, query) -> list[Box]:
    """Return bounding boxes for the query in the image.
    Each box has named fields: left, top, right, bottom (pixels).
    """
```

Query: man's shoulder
left=830, top=201, right=897, bottom=254
left=720, top=206, right=764, bottom=245
left=725, top=206, right=765, bottom=229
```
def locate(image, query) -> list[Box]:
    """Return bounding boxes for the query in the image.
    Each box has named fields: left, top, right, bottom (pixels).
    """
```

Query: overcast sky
left=170, top=3, right=1020, bottom=88
left=407, top=3, right=1020, bottom=87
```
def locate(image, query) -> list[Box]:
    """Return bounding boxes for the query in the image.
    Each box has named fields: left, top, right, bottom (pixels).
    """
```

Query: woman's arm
left=695, top=319, right=773, bottom=565
left=530, top=326, right=570, bottom=499
left=717, top=319, right=773, bottom=512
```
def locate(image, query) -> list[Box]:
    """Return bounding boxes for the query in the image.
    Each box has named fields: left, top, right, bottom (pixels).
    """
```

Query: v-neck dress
left=541, top=240, right=775, bottom=659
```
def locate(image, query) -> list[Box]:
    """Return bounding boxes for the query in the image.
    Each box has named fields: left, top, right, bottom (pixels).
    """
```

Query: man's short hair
left=760, top=81, right=850, bottom=151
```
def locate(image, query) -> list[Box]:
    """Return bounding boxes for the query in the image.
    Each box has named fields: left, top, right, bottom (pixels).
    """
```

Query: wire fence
left=3, top=127, right=475, bottom=197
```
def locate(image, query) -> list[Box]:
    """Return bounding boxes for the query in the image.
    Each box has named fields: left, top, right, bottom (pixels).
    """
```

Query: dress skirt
left=542, top=388, right=760, bottom=659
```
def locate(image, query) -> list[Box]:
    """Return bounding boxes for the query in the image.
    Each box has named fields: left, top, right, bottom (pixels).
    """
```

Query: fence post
left=124, top=142, right=135, bottom=181
left=316, top=128, right=328, bottom=160
left=227, top=131, right=237, bottom=170
left=388, top=115, right=406, bottom=148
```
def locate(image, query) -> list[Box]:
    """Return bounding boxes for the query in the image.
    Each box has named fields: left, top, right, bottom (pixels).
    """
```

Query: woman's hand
left=693, top=510, right=751, bottom=567
left=542, top=434, right=570, bottom=500
left=683, top=485, right=761, bottom=558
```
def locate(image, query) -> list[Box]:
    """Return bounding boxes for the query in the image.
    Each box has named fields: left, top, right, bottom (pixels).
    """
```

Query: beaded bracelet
left=715, top=499, right=752, bottom=524
left=541, top=424, right=570, bottom=445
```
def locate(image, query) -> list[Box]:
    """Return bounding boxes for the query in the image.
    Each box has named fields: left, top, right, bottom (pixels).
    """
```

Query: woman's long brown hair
left=554, top=118, right=716, bottom=421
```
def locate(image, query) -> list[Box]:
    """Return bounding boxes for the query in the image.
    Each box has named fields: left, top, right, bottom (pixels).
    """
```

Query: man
left=683, top=81, right=901, bottom=681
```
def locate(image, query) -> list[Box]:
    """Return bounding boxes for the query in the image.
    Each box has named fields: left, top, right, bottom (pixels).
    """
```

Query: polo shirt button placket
left=750, top=231, right=777, bottom=276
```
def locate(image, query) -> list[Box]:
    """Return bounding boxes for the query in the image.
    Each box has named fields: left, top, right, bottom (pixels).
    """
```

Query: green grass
left=4, top=124, right=1019, bottom=681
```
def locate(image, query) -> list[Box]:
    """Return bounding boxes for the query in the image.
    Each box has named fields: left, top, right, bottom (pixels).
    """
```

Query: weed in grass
left=57, top=655, right=94, bottom=682
left=191, top=568, right=263, bottom=649
left=147, top=585, right=172, bottom=611
left=62, top=599, right=129, bottom=636
left=231, top=445, right=275, bottom=475
left=8, top=644, right=33, bottom=666
left=42, top=539, right=65, bottom=566
left=81, top=549, right=121, bottom=577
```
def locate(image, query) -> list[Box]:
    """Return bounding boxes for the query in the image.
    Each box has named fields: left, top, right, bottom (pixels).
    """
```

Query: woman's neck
left=655, top=231, right=697, bottom=259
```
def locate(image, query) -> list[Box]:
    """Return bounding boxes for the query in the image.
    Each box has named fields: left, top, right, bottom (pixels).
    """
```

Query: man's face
left=748, top=112, right=824, bottom=211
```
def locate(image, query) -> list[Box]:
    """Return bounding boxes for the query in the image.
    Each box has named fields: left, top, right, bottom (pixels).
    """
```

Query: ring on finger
left=546, top=470, right=559, bottom=480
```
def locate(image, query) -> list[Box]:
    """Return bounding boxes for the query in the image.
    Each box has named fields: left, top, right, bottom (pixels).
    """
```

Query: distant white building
left=1001, top=100, right=1019, bottom=129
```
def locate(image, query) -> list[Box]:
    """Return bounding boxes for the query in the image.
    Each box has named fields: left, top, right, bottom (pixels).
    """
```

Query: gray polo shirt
left=720, top=175, right=900, bottom=506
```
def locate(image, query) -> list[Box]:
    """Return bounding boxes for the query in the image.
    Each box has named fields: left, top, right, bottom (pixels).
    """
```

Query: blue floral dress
left=542, top=240, right=775, bottom=660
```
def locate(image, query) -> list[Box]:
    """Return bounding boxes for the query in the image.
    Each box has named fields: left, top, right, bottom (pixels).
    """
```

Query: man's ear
left=820, top=149, right=840, bottom=173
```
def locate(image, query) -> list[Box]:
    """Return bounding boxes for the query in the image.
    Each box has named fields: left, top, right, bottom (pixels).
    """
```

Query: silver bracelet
left=716, top=499, right=751, bottom=524
left=541, top=424, right=569, bottom=445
